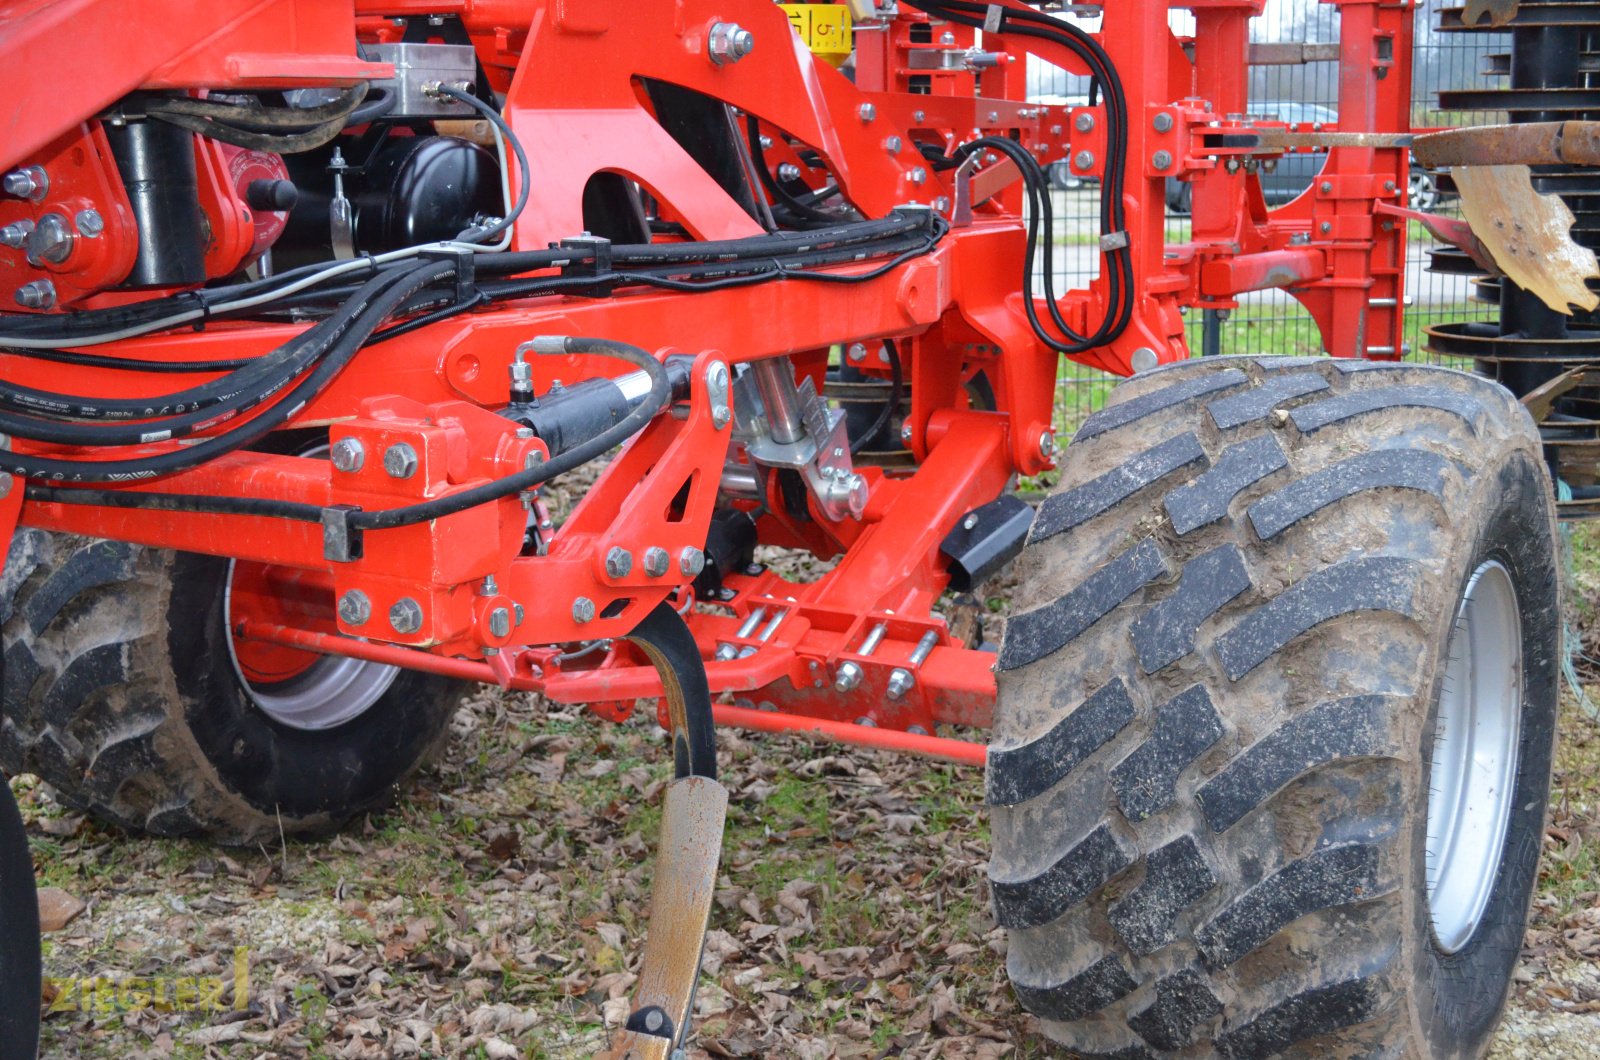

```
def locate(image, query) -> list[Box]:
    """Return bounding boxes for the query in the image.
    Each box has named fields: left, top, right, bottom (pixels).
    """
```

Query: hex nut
left=1074, top=112, right=1095, bottom=133
left=13, top=280, right=54, bottom=309
left=572, top=597, right=597, bottom=624
left=679, top=547, right=706, bottom=577
left=1152, top=111, right=1174, bottom=133
left=1038, top=430, right=1056, bottom=457
left=1152, top=150, right=1173, bottom=171
left=708, top=21, right=754, bottom=64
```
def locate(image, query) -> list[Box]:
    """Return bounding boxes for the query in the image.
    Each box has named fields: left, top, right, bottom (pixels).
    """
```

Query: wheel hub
left=1425, top=559, right=1522, bottom=954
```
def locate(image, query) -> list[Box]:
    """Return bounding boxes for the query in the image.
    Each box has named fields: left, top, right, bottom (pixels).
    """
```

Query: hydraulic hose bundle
left=907, top=0, right=1134, bottom=354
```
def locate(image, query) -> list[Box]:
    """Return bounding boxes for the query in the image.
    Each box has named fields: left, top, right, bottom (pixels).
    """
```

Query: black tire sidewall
left=1409, top=449, right=1560, bottom=1053
left=0, top=772, right=40, bottom=1060
left=167, top=551, right=460, bottom=823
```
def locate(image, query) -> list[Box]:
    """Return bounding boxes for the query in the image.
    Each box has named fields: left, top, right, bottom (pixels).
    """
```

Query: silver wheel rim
left=221, top=442, right=400, bottom=732
left=1425, top=558, right=1522, bottom=954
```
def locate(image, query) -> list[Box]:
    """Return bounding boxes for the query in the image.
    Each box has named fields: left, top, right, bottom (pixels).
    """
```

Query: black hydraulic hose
left=0, top=264, right=425, bottom=426
left=146, top=85, right=370, bottom=130
left=347, top=336, right=668, bottom=530
left=744, top=114, right=842, bottom=227
left=851, top=337, right=903, bottom=456
left=1, top=262, right=450, bottom=481
left=435, top=83, right=530, bottom=245
left=345, top=88, right=397, bottom=127
left=22, top=485, right=324, bottom=523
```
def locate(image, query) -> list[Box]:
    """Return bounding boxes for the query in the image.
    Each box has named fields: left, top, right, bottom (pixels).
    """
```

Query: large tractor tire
left=0, top=771, right=40, bottom=1060
left=0, top=531, right=468, bottom=845
left=989, top=356, right=1558, bottom=1057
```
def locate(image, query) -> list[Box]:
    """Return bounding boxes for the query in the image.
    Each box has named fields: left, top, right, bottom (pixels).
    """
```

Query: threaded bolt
left=488, top=606, right=512, bottom=638
left=572, top=597, right=596, bottom=624
left=679, top=547, right=705, bottom=577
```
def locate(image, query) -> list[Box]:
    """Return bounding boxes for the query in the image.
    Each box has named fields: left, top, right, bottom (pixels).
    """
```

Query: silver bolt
left=963, top=513, right=979, bottom=531
left=2, top=167, right=45, bottom=200
left=338, top=590, right=371, bottom=626
left=0, top=473, right=11, bottom=500
left=513, top=603, right=525, bottom=624
left=604, top=546, right=633, bottom=578
left=0, top=220, right=33, bottom=248
left=883, top=135, right=903, bottom=153
left=330, top=437, right=365, bottom=472
left=940, top=29, right=956, bottom=44
left=886, top=668, right=914, bottom=699
left=572, top=596, right=596, bottom=623
left=776, top=162, right=802, bottom=182
left=26, top=213, right=73, bottom=265
left=488, top=606, right=512, bottom=638
left=1152, top=112, right=1174, bottom=133
left=643, top=546, right=670, bottom=577
left=834, top=661, right=864, bottom=692
left=13, top=280, right=54, bottom=309
left=1075, top=150, right=1095, bottom=170
left=1320, top=221, right=1333, bottom=234
left=1320, top=181, right=1333, bottom=194
left=1131, top=347, right=1159, bottom=373
left=389, top=597, right=424, bottom=634
left=1384, top=180, right=1397, bottom=193
left=74, top=209, right=103, bottom=237
left=705, top=360, right=731, bottom=430
left=708, top=21, right=754, bottom=64
left=913, top=109, right=926, bottom=123
left=383, top=443, right=419, bottom=479
left=1152, top=150, right=1173, bottom=171
left=847, top=342, right=867, bottom=362
left=987, top=110, right=999, bottom=123
left=679, top=547, right=706, bottom=577
left=909, top=166, right=927, bottom=184
left=858, top=102, right=876, bottom=122
left=900, top=423, right=913, bottom=443
left=1038, top=430, right=1056, bottom=457
left=1074, top=112, right=1095, bottom=133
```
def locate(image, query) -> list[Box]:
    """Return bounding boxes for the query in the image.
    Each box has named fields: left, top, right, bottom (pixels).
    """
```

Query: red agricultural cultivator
left=0, top=0, right=1590, bottom=1054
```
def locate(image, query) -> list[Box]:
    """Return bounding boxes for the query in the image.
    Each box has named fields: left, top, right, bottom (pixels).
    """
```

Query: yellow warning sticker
left=781, top=4, right=854, bottom=66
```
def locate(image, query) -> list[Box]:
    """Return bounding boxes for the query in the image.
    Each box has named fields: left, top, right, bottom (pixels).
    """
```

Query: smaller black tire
left=1, top=532, right=468, bottom=845
left=0, top=771, right=40, bottom=1060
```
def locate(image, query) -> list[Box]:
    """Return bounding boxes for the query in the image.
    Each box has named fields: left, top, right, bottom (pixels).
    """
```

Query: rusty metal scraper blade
left=596, top=775, right=729, bottom=1060
left=1454, top=164, right=1600, bottom=315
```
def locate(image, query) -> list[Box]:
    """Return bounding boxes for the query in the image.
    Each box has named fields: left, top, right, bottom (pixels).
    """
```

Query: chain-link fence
left=1026, top=1, right=1507, bottom=438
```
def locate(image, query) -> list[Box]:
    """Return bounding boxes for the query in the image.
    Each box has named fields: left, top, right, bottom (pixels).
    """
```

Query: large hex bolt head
left=572, top=597, right=597, bottom=624
left=389, top=597, right=424, bottom=634
left=643, top=546, right=671, bottom=577
left=330, top=438, right=366, bottom=473
left=338, top=589, right=372, bottom=626
left=604, top=547, right=633, bottom=578
left=383, top=442, right=419, bottom=479
left=679, top=547, right=706, bottom=577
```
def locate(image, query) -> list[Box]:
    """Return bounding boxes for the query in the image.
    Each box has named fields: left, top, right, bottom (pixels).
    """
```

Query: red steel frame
left=0, top=0, right=1417, bottom=760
